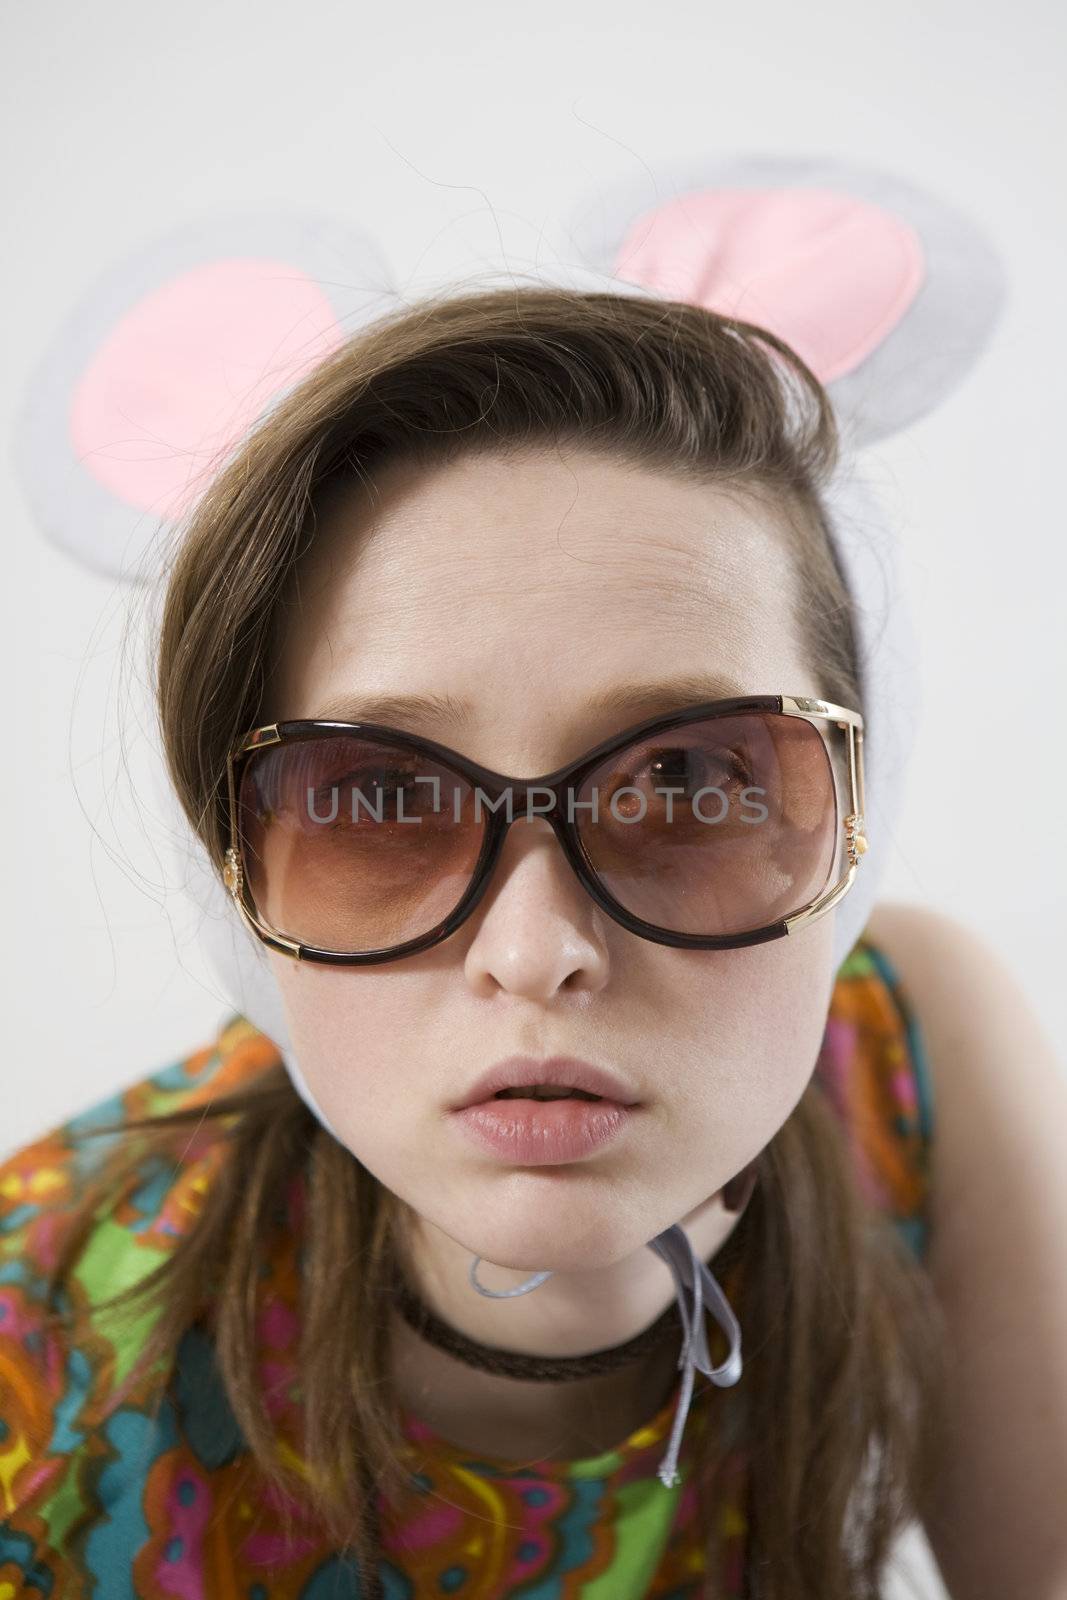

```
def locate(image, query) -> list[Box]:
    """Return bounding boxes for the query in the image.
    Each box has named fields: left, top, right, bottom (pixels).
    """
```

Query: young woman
left=3, top=278, right=1065, bottom=1600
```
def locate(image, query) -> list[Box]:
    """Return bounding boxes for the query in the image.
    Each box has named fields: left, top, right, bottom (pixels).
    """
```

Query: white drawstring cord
left=470, top=1221, right=742, bottom=1489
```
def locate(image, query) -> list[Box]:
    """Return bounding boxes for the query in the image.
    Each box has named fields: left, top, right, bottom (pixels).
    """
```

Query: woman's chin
left=428, top=1214, right=672, bottom=1282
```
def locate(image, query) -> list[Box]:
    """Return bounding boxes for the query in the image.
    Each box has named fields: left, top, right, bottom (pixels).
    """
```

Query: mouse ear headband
left=14, top=155, right=1006, bottom=1098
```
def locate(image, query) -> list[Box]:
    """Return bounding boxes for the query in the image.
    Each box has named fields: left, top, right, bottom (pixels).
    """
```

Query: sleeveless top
left=0, top=935, right=934, bottom=1599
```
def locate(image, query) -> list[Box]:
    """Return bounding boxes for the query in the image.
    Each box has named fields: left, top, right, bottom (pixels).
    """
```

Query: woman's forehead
left=296, top=451, right=798, bottom=626
left=268, top=451, right=810, bottom=723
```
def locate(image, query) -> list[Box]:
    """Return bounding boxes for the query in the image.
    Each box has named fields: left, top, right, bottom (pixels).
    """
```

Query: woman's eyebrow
left=310, top=673, right=749, bottom=729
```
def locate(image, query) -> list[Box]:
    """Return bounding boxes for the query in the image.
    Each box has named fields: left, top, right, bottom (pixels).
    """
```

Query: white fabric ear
left=13, top=214, right=398, bottom=584
left=559, top=154, right=1007, bottom=449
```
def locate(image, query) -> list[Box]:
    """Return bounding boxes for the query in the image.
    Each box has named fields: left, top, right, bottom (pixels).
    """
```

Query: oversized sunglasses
left=221, top=694, right=866, bottom=965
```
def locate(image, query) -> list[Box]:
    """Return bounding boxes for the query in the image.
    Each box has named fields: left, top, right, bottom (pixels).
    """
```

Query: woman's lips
left=450, top=1096, right=637, bottom=1164
left=451, top=1054, right=640, bottom=1111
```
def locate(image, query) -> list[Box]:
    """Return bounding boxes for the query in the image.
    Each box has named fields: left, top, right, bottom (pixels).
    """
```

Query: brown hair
left=46, top=285, right=948, bottom=1599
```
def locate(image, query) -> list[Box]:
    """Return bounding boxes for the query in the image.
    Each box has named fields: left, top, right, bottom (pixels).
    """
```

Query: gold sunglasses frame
left=220, top=694, right=866, bottom=964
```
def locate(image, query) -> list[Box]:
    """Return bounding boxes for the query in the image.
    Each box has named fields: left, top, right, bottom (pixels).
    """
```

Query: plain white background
left=3, top=5, right=1065, bottom=1593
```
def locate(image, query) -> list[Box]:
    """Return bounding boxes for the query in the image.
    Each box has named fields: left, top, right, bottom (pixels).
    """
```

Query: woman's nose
left=460, top=814, right=611, bottom=997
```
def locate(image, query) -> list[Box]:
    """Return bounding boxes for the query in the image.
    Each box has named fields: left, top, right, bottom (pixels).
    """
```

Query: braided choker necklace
left=392, top=1267, right=684, bottom=1380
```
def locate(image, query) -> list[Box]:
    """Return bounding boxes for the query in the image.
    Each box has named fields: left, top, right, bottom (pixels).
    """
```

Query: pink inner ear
left=70, top=258, right=344, bottom=518
left=612, top=188, right=925, bottom=384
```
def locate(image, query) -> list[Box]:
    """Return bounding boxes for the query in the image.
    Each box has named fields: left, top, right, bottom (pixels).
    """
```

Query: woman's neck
left=388, top=1300, right=684, bottom=1461
left=386, top=1187, right=745, bottom=1461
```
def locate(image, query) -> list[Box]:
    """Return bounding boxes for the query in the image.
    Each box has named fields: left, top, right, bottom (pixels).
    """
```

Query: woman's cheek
left=267, top=959, right=398, bottom=1115
left=676, top=928, right=835, bottom=1129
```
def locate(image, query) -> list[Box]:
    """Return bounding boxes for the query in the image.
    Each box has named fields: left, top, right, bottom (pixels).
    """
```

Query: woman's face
left=262, top=446, right=838, bottom=1279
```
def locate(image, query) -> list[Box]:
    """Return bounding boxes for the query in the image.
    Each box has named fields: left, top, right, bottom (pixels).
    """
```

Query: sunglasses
left=221, top=694, right=866, bottom=965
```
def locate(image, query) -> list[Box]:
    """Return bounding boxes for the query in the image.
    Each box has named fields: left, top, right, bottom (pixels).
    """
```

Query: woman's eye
left=311, top=769, right=422, bottom=816
left=643, top=745, right=749, bottom=794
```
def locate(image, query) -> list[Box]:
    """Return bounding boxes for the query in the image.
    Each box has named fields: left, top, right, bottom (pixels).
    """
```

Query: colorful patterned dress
left=0, top=935, right=934, bottom=1598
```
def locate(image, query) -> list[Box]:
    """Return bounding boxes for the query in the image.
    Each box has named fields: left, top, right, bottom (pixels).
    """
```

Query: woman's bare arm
left=864, top=901, right=1067, bottom=1600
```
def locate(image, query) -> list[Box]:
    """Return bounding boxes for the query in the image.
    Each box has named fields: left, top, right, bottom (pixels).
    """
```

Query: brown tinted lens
left=237, top=733, right=487, bottom=952
left=573, top=711, right=840, bottom=936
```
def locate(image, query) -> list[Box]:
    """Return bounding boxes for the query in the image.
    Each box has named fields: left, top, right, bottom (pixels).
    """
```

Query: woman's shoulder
left=0, top=1014, right=282, bottom=1258
left=0, top=1017, right=287, bottom=1586
left=816, top=911, right=937, bottom=1262
left=843, top=901, right=1067, bottom=1584
left=0, top=1015, right=283, bottom=1421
